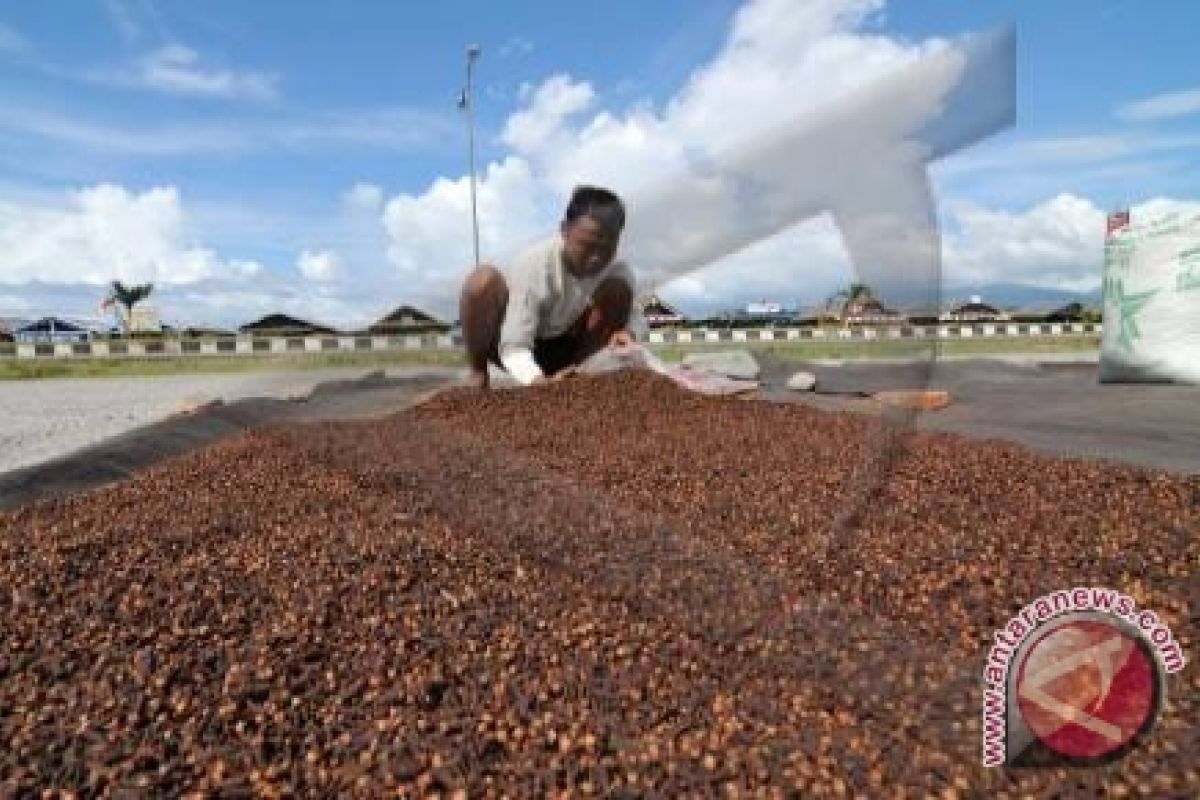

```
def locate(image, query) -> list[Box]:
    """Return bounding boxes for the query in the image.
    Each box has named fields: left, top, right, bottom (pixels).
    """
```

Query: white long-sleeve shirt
left=498, top=235, right=643, bottom=385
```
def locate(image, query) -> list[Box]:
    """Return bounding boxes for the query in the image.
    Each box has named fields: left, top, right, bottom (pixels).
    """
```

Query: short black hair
left=563, top=185, right=625, bottom=232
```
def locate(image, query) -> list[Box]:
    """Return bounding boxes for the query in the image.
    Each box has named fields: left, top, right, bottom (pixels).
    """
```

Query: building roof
left=640, top=294, right=686, bottom=320
left=16, top=316, right=89, bottom=333
left=946, top=300, right=1002, bottom=315
left=844, top=297, right=886, bottom=312
left=180, top=325, right=235, bottom=337
left=367, top=304, right=448, bottom=333
left=1002, top=302, right=1098, bottom=322
left=376, top=304, right=444, bottom=325
left=239, top=313, right=338, bottom=335
left=1045, top=302, right=1086, bottom=319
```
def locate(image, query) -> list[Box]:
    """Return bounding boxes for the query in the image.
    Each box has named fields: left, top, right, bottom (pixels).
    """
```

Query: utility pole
left=458, top=44, right=482, bottom=267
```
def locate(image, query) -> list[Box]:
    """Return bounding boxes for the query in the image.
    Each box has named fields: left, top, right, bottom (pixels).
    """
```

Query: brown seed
left=0, top=371, right=1192, bottom=796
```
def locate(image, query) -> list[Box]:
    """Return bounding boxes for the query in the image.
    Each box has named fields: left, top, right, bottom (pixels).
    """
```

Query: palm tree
left=824, top=282, right=877, bottom=322
left=106, top=281, right=154, bottom=335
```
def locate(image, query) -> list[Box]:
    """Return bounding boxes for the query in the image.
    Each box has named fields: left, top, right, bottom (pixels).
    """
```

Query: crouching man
left=459, top=185, right=640, bottom=388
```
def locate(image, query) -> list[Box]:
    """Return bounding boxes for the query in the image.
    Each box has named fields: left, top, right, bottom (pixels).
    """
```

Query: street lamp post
left=459, top=44, right=482, bottom=267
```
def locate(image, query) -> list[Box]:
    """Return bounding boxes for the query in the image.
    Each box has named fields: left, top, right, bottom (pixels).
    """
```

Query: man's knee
left=461, top=265, right=508, bottom=370
left=461, top=264, right=507, bottom=303
left=591, top=277, right=632, bottom=326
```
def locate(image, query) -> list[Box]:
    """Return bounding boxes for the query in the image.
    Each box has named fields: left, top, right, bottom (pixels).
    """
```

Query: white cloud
left=0, top=184, right=260, bottom=287
left=0, top=272, right=379, bottom=330
left=103, top=0, right=148, bottom=43
left=227, top=260, right=265, bottom=280
left=0, top=103, right=455, bottom=157
left=296, top=249, right=341, bottom=282
left=93, top=43, right=280, bottom=100
left=942, top=194, right=1200, bottom=294
left=1019, top=134, right=1179, bottom=162
left=378, top=0, right=962, bottom=316
left=0, top=182, right=415, bottom=328
left=141, top=44, right=278, bottom=100
left=499, top=36, right=534, bottom=58
left=661, top=216, right=854, bottom=312
left=343, top=183, right=385, bottom=213
left=501, top=75, right=596, bottom=154
left=941, top=133, right=1200, bottom=178
left=942, top=193, right=1106, bottom=291
left=0, top=106, right=248, bottom=156
left=666, top=0, right=937, bottom=148
left=9, top=0, right=1142, bottom=324
left=1129, top=197, right=1200, bottom=221
left=380, top=156, right=551, bottom=312
left=1118, top=87, right=1200, bottom=122
left=0, top=293, right=34, bottom=313
left=276, top=108, right=455, bottom=150
left=0, top=183, right=327, bottom=327
left=158, top=281, right=372, bottom=329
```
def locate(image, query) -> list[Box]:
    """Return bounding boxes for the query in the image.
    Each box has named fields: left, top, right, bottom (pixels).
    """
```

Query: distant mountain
left=662, top=281, right=1104, bottom=319
left=939, top=282, right=1102, bottom=310
left=859, top=282, right=1103, bottom=313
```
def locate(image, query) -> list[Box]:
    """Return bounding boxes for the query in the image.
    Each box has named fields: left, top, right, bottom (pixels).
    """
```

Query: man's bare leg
left=458, top=265, right=508, bottom=388
left=574, top=276, right=633, bottom=364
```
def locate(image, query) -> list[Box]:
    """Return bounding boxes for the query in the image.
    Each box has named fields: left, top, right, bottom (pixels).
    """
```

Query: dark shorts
left=488, top=313, right=590, bottom=377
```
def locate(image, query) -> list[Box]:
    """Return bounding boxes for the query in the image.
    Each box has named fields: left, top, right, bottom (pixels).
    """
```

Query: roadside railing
left=0, top=322, right=1101, bottom=360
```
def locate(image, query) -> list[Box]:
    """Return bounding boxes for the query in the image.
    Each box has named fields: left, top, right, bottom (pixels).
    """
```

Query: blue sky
left=1, top=2, right=740, bottom=218
left=1, top=0, right=1198, bottom=326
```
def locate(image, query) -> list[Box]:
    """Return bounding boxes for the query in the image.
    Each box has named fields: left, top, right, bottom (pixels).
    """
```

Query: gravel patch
left=0, top=368, right=466, bottom=475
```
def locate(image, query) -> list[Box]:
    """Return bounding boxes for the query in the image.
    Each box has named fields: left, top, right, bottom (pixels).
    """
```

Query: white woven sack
left=1099, top=209, right=1200, bottom=384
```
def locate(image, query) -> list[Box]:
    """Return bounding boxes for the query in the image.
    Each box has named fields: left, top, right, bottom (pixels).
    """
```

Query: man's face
left=561, top=214, right=620, bottom=277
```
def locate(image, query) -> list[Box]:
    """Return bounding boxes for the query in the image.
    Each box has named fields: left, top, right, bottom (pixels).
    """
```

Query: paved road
left=759, top=355, right=1200, bottom=475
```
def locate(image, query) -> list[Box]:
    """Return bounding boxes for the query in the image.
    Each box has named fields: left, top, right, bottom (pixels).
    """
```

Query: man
left=459, top=185, right=640, bottom=388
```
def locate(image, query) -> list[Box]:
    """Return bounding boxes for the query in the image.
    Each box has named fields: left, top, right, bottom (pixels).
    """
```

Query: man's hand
left=532, top=366, right=578, bottom=385
left=550, top=366, right=578, bottom=382
left=608, top=329, right=634, bottom=347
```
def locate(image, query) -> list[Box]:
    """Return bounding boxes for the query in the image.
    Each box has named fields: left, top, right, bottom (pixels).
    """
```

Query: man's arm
left=497, top=261, right=546, bottom=386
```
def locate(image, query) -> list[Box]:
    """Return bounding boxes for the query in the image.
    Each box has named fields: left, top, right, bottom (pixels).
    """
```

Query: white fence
left=645, top=322, right=1100, bottom=344
left=0, top=323, right=1101, bottom=360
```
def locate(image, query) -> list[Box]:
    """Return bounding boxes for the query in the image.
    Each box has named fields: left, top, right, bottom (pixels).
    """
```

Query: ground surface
left=3, top=349, right=1193, bottom=490
left=0, top=371, right=1196, bottom=797
left=756, top=354, right=1200, bottom=475
left=0, top=367, right=463, bottom=476
left=3, top=355, right=1198, bottom=511
left=0, top=350, right=466, bottom=381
